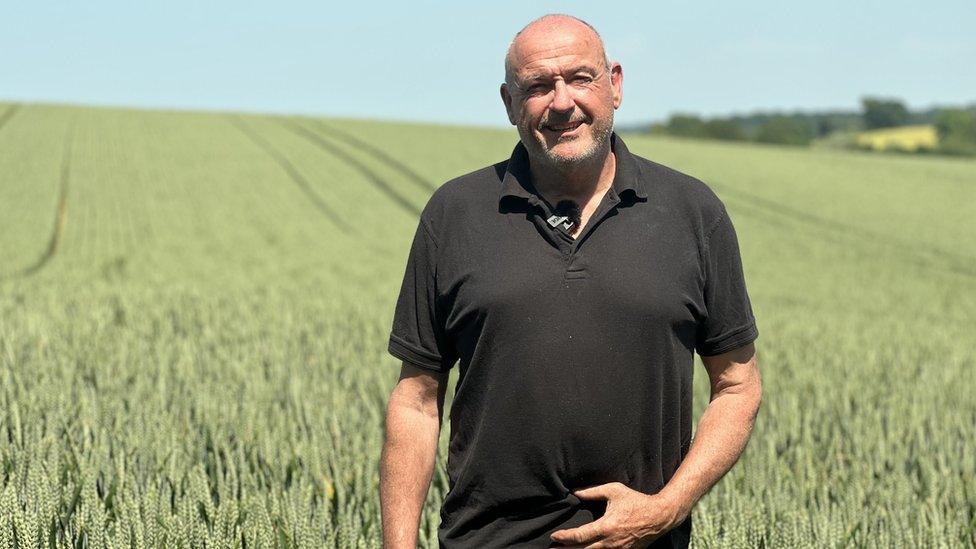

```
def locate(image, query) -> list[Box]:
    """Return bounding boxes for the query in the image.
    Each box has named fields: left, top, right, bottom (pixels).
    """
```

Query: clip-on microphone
left=547, top=199, right=582, bottom=232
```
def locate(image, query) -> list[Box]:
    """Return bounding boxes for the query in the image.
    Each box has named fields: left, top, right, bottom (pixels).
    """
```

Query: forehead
left=509, top=25, right=604, bottom=80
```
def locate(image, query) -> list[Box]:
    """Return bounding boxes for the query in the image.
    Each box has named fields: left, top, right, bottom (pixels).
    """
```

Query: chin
left=543, top=141, right=597, bottom=166
left=522, top=125, right=607, bottom=167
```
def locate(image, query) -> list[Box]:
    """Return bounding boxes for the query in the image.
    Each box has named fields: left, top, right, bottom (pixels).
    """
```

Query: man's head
left=501, top=14, right=623, bottom=170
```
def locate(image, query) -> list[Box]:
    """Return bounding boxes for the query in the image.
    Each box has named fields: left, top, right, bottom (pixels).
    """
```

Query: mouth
left=541, top=120, right=585, bottom=137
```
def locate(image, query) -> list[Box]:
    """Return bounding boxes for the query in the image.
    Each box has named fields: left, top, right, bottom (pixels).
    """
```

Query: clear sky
left=3, top=1, right=974, bottom=128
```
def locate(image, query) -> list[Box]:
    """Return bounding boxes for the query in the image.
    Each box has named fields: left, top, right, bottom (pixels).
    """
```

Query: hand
left=549, top=482, right=684, bottom=548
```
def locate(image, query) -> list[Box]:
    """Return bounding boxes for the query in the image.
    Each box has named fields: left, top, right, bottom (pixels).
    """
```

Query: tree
left=934, top=109, right=976, bottom=156
left=755, top=116, right=814, bottom=146
left=934, top=109, right=976, bottom=141
left=861, top=97, right=909, bottom=129
left=814, top=116, right=834, bottom=137
left=649, top=122, right=669, bottom=134
left=665, top=114, right=706, bottom=138
left=701, top=119, right=747, bottom=141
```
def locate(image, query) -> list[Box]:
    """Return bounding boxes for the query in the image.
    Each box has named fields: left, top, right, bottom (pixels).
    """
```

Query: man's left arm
left=551, top=342, right=762, bottom=547
left=656, top=341, right=762, bottom=522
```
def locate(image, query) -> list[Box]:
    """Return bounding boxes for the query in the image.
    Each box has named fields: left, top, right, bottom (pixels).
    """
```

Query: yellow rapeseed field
left=855, top=124, right=939, bottom=152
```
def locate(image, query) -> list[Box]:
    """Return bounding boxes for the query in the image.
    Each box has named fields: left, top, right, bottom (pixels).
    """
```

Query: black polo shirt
left=388, top=132, right=759, bottom=548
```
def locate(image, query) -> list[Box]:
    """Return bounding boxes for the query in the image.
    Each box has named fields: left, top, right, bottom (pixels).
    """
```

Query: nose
left=549, top=79, right=575, bottom=114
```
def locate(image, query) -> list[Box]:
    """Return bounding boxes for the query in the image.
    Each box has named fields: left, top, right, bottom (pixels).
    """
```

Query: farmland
left=0, top=102, right=974, bottom=547
left=855, top=124, right=940, bottom=153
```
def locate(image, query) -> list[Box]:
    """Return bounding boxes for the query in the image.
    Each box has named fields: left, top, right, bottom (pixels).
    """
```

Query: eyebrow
left=520, top=65, right=599, bottom=83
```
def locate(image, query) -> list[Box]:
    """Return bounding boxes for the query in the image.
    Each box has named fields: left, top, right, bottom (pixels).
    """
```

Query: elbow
left=750, top=371, right=763, bottom=419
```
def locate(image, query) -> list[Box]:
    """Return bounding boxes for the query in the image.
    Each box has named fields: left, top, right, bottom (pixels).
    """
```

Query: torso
left=387, top=134, right=754, bottom=548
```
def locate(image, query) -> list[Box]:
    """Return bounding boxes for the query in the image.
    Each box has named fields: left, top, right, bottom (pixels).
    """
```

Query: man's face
left=501, top=23, right=623, bottom=168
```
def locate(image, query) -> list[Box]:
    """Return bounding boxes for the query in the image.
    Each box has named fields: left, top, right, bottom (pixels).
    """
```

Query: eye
left=572, top=75, right=594, bottom=86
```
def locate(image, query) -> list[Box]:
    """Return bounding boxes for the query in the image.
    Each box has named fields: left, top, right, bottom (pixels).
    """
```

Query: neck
left=528, top=143, right=616, bottom=204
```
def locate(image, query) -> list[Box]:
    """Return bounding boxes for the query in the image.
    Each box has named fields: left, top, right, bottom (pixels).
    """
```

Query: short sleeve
left=695, top=207, right=759, bottom=357
left=387, top=218, right=458, bottom=372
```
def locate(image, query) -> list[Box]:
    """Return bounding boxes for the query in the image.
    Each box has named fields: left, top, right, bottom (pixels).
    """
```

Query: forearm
left=657, top=382, right=761, bottom=521
left=380, top=400, right=442, bottom=549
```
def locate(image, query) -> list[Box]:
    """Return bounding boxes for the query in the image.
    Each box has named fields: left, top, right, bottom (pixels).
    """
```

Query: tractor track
left=309, top=120, right=436, bottom=194
left=290, top=123, right=975, bottom=281
left=0, top=104, right=20, bottom=133
left=20, top=120, right=74, bottom=277
left=713, top=182, right=976, bottom=280
left=277, top=119, right=422, bottom=218
left=228, top=115, right=354, bottom=235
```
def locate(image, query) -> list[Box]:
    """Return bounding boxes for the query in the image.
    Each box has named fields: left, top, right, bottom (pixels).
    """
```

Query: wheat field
left=0, top=102, right=974, bottom=547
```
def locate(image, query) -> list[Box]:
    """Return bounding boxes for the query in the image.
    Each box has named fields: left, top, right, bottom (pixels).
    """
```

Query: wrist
left=651, top=487, right=696, bottom=526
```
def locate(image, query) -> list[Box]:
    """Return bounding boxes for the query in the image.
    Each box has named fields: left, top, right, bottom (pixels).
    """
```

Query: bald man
left=381, top=13, right=762, bottom=549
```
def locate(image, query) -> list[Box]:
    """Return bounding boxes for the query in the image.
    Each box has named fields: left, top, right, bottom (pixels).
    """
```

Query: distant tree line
left=934, top=108, right=976, bottom=156
left=651, top=112, right=833, bottom=146
left=646, top=97, right=976, bottom=156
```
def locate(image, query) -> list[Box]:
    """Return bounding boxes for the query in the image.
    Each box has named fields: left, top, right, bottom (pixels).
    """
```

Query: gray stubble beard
left=525, top=112, right=614, bottom=174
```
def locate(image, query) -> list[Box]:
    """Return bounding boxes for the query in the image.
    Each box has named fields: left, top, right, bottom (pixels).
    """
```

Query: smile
left=542, top=121, right=585, bottom=135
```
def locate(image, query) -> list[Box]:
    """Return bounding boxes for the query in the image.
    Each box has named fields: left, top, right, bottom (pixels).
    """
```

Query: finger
left=573, top=482, right=621, bottom=500
left=550, top=521, right=606, bottom=545
left=547, top=541, right=608, bottom=549
left=584, top=535, right=630, bottom=549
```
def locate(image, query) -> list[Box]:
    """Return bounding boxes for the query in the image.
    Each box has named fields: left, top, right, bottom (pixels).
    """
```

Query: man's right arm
left=380, top=361, right=450, bottom=549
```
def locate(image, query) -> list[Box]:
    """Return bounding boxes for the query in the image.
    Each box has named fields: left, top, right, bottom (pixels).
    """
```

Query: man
left=380, top=13, right=762, bottom=548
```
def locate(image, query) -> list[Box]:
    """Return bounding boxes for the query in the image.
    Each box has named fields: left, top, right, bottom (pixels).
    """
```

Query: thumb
left=573, top=482, right=621, bottom=500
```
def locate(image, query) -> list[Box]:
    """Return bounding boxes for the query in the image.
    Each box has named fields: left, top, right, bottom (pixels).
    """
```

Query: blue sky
left=3, top=1, right=974, bottom=128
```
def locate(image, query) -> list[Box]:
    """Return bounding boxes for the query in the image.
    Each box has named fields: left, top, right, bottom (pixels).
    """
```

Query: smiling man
left=380, top=13, right=763, bottom=549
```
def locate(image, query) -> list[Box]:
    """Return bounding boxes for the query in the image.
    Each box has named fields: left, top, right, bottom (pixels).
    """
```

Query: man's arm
left=380, top=361, right=450, bottom=549
left=551, top=342, right=762, bottom=547
left=657, top=341, right=762, bottom=522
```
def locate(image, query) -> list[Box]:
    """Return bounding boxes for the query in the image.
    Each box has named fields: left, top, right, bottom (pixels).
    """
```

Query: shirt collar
left=499, top=131, right=648, bottom=204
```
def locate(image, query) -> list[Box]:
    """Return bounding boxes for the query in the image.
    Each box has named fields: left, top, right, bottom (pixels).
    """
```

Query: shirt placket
left=526, top=196, right=573, bottom=254
left=526, top=188, right=623, bottom=280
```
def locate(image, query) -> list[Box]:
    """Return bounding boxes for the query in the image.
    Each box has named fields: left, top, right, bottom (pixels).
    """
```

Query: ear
left=500, top=83, right=516, bottom=125
left=609, top=62, right=623, bottom=109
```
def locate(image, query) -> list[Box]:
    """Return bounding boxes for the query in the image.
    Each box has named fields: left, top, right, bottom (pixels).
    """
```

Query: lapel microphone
left=547, top=199, right=582, bottom=232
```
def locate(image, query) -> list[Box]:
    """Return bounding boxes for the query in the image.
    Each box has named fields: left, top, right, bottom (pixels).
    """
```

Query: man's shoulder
left=417, top=159, right=509, bottom=227
left=631, top=152, right=729, bottom=225
left=433, top=160, right=508, bottom=201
